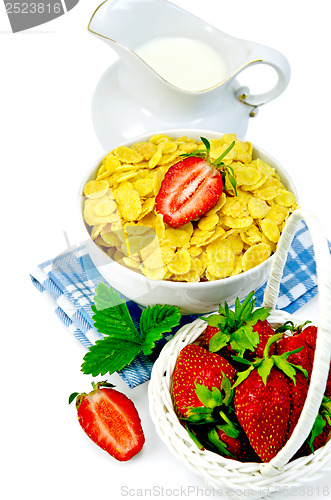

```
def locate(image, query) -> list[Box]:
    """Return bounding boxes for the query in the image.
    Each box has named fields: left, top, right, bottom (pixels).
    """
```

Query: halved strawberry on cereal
left=155, top=138, right=237, bottom=228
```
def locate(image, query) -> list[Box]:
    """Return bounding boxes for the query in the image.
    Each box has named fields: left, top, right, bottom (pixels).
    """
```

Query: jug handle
left=234, top=42, right=291, bottom=117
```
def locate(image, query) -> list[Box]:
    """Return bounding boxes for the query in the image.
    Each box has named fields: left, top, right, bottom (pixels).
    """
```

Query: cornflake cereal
left=82, top=134, right=298, bottom=282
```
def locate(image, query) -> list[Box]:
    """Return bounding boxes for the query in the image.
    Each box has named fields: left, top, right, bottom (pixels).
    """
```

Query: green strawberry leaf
left=200, top=137, right=211, bottom=155
left=232, top=365, right=254, bottom=389
left=234, top=297, right=242, bottom=320
left=245, top=307, right=271, bottom=327
left=321, top=397, right=331, bottom=425
left=139, top=304, right=181, bottom=355
left=209, top=331, right=231, bottom=352
left=230, top=325, right=259, bottom=355
left=308, top=413, right=326, bottom=453
left=231, top=355, right=252, bottom=365
left=237, top=291, right=255, bottom=321
left=185, top=406, right=215, bottom=426
left=213, top=141, right=235, bottom=166
left=81, top=335, right=142, bottom=376
left=212, top=386, right=224, bottom=406
left=217, top=423, right=240, bottom=439
left=224, top=301, right=235, bottom=328
left=226, top=166, right=238, bottom=196
left=207, top=428, right=233, bottom=457
left=68, top=392, right=80, bottom=405
left=185, top=407, right=215, bottom=424
left=187, top=407, right=212, bottom=415
left=180, top=138, right=209, bottom=160
left=279, top=346, right=304, bottom=359
left=257, top=357, right=275, bottom=385
left=204, top=314, right=222, bottom=327
left=91, top=304, right=142, bottom=342
left=195, top=382, right=220, bottom=409
left=92, top=283, right=139, bottom=339
left=220, top=374, right=233, bottom=405
left=263, top=333, right=284, bottom=357
left=82, top=283, right=181, bottom=377
left=207, top=292, right=271, bottom=357
left=272, top=355, right=297, bottom=384
left=288, top=362, right=308, bottom=380
left=184, top=424, right=205, bottom=450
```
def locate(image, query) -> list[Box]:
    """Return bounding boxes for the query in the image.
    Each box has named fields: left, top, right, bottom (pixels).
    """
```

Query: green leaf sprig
left=182, top=375, right=240, bottom=458
left=307, top=397, right=331, bottom=453
left=232, top=332, right=309, bottom=389
left=205, top=291, right=271, bottom=357
left=81, top=282, right=182, bottom=377
left=180, top=137, right=237, bottom=195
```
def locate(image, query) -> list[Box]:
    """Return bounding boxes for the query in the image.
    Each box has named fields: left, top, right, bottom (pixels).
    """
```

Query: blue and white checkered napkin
left=29, top=220, right=328, bottom=388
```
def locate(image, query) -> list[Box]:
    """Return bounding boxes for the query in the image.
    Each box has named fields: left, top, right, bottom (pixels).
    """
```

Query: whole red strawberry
left=204, top=291, right=275, bottom=365
left=70, top=381, right=145, bottom=461
left=216, top=427, right=261, bottom=462
left=235, top=369, right=290, bottom=461
left=276, top=323, right=316, bottom=377
left=172, top=346, right=259, bottom=461
left=247, top=319, right=276, bottom=359
left=172, top=344, right=236, bottom=417
left=276, top=323, right=331, bottom=396
left=155, top=138, right=236, bottom=228
left=233, top=333, right=309, bottom=462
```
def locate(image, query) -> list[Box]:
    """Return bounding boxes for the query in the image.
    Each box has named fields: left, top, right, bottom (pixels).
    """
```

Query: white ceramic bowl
left=79, top=129, right=297, bottom=314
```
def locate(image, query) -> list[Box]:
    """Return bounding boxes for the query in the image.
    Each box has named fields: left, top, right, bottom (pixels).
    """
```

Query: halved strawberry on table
left=69, top=381, right=145, bottom=461
left=155, top=138, right=236, bottom=228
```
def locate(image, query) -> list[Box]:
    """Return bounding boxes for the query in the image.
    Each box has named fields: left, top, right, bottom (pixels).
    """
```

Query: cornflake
left=82, top=134, right=298, bottom=281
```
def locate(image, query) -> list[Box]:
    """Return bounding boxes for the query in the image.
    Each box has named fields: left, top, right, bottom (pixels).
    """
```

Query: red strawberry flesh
left=155, top=156, right=223, bottom=228
left=77, top=387, right=145, bottom=461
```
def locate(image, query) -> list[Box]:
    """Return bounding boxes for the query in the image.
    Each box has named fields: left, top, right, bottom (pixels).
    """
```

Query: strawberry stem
left=92, top=380, right=115, bottom=391
left=232, top=332, right=308, bottom=387
left=207, top=291, right=270, bottom=356
left=213, top=141, right=235, bottom=166
left=262, top=333, right=283, bottom=358
left=275, top=320, right=312, bottom=334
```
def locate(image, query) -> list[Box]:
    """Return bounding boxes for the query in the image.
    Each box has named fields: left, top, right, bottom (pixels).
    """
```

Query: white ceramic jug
left=89, top=0, right=290, bottom=151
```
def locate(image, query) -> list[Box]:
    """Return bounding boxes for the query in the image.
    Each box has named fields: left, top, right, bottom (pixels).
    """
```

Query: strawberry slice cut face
left=75, top=385, right=145, bottom=461
left=155, top=156, right=223, bottom=228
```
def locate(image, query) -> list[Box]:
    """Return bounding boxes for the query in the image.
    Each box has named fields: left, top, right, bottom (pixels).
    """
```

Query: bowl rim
left=78, top=128, right=298, bottom=288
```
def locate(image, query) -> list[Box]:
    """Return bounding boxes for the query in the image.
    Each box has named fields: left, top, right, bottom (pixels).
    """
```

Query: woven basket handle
left=260, top=208, right=331, bottom=475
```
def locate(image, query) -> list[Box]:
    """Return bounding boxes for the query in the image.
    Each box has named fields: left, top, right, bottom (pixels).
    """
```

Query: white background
left=1, top=1, right=331, bottom=499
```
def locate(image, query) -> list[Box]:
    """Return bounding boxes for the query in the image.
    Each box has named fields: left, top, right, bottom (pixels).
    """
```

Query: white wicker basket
left=148, top=209, right=331, bottom=499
